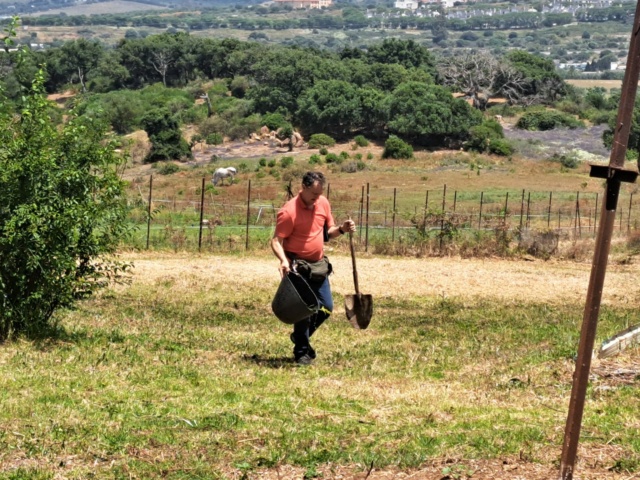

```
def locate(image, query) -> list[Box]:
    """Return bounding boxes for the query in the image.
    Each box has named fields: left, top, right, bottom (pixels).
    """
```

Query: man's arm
left=270, top=236, right=290, bottom=278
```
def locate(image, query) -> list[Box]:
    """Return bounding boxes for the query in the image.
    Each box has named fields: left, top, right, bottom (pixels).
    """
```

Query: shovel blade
left=344, top=293, right=373, bottom=330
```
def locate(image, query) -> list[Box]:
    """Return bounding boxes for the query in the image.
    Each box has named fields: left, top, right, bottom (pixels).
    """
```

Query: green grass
left=1, top=264, right=639, bottom=478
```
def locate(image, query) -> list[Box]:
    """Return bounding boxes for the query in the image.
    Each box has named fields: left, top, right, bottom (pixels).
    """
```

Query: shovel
left=344, top=227, right=373, bottom=329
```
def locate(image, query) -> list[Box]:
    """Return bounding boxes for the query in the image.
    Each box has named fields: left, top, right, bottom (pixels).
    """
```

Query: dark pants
left=292, top=276, right=333, bottom=360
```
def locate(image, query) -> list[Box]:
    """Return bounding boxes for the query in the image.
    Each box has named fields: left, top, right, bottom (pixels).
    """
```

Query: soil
left=124, top=251, right=640, bottom=480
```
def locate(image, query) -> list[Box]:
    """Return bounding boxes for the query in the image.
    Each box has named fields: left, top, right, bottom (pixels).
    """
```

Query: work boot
left=291, top=333, right=316, bottom=359
left=295, top=354, right=314, bottom=366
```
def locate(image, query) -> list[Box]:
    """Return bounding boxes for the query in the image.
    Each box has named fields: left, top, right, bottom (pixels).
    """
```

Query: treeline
left=0, top=34, right=567, bottom=157
left=13, top=4, right=635, bottom=31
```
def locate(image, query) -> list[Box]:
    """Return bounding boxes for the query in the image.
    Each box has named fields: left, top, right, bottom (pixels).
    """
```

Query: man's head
left=300, top=171, right=326, bottom=208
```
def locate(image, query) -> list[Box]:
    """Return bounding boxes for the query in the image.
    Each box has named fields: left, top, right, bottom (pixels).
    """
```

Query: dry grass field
left=25, top=0, right=165, bottom=16
left=565, top=79, right=625, bottom=92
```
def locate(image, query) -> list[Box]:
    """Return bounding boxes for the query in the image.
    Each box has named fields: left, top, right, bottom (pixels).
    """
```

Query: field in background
left=566, top=79, right=625, bottom=91
left=25, top=0, right=165, bottom=16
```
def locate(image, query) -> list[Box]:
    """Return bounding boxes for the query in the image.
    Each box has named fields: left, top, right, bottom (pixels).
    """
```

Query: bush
left=354, top=135, right=369, bottom=147
left=549, top=152, right=579, bottom=169
left=325, top=153, right=339, bottom=163
left=0, top=64, right=130, bottom=339
left=488, top=138, right=515, bottom=156
left=339, top=151, right=350, bottom=160
left=319, top=147, right=328, bottom=155
left=383, top=136, right=414, bottom=159
left=308, top=133, right=336, bottom=149
left=515, top=111, right=585, bottom=131
left=258, top=157, right=267, bottom=167
left=155, top=162, right=180, bottom=175
left=280, top=156, right=294, bottom=168
left=206, top=132, right=224, bottom=145
left=262, top=112, right=287, bottom=131
left=308, top=154, right=322, bottom=165
left=268, top=159, right=277, bottom=167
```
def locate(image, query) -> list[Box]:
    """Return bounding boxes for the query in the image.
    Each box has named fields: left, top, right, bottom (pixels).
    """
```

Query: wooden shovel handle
left=349, top=229, right=360, bottom=295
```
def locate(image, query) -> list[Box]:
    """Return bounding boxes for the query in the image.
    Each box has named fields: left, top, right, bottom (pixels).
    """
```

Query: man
left=271, top=171, right=356, bottom=366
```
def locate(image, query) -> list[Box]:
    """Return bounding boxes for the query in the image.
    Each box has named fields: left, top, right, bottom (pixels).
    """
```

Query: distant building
left=274, top=0, right=332, bottom=8
left=395, top=1, right=419, bottom=9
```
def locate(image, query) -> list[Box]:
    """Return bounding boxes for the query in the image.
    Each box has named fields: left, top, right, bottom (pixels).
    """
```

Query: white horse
left=212, top=167, right=237, bottom=186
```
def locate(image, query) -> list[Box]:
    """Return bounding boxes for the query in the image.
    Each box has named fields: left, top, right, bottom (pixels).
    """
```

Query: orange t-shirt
left=275, top=194, right=335, bottom=262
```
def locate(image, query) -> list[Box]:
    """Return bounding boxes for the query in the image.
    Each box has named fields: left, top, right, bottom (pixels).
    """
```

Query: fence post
left=365, top=182, right=370, bottom=253
left=392, top=188, right=397, bottom=243
left=575, top=191, right=581, bottom=238
left=620, top=200, right=624, bottom=231
left=423, top=190, right=429, bottom=235
left=526, top=192, right=531, bottom=229
left=594, top=193, right=599, bottom=232
left=453, top=191, right=457, bottom=212
left=439, top=184, right=446, bottom=251
left=519, top=189, right=525, bottom=232
left=245, top=180, right=251, bottom=251
left=478, top=191, right=484, bottom=230
left=503, top=192, right=509, bottom=221
left=628, top=192, right=634, bottom=232
left=146, top=175, right=153, bottom=250
left=548, top=191, right=552, bottom=228
left=327, top=182, right=330, bottom=201
left=358, top=185, right=364, bottom=243
left=198, top=177, right=205, bottom=252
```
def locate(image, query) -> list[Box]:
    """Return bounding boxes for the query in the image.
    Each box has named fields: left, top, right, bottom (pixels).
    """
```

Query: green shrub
left=280, top=156, right=294, bottom=168
left=319, top=147, right=328, bottom=155
left=262, top=112, right=287, bottom=131
left=515, top=111, right=585, bottom=130
left=549, top=153, right=579, bottom=169
left=268, top=159, right=277, bottom=167
left=325, top=153, right=339, bottom=163
left=238, top=162, right=249, bottom=173
left=383, top=136, right=413, bottom=159
left=206, top=132, right=224, bottom=145
left=0, top=61, right=130, bottom=339
left=258, top=158, right=267, bottom=167
left=155, top=162, right=180, bottom=175
left=309, top=154, right=322, bottom=165
left=308, top=133, right=336, bottom=149
left=354, top=135, right=369, bottom=147
left=339, top=151, right=350, bottom=160
left=367, top=152, right=374, bottom=160
left=488, top=138, right=515, bottom=156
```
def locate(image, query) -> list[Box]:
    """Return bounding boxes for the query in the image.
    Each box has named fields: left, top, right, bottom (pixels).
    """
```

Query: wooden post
left=526, top=192, right=531, bottom=229
left=358, top=185, right=364, bottom=243
left=245, top=180, right=251, bottom=251
left=628, top=192, right=634, bottom=232
left=198, top=177, right=205, bottom=252
left=146, top=175, right=153, bottom=250
left=453, top=191, right=457, bottom=212
left=392, top=188, right=397, bottom=243
left=504, top=192, right=509, bottom=221
left=478, top=191, right=484, bottom=230
left=423, top=190, right=429, bottom=235
left=439, top=184, right=446, bottom=251
left=519, top=189, right=525, bottom=231
left=548, top=191, right=553, bottom=228
left=365, top=182, right=370, bottom=252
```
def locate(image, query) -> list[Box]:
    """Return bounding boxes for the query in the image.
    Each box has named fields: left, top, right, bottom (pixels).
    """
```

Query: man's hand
left=341, top=219, right=356, bottom=234
left=278, top=259, right=290, bottom=278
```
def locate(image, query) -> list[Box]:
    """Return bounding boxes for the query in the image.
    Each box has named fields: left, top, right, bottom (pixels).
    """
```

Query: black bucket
left=271, top=272, right=319, bottom=324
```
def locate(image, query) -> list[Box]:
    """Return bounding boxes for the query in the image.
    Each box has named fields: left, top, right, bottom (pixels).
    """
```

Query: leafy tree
left=366, top=38, right=437, bottom=78
left=386, top=82, right=482, bottom=147
left=58, top=38, right=104, bottom=93
left=0, top=53, right=130, bottom=339
left=504, top=50, right=567, bottom=103
left=141, top=108, right=192, bottom=162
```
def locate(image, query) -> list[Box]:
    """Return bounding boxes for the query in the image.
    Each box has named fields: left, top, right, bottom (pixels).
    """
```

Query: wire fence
left=128, top=176, right=640, bottom=252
